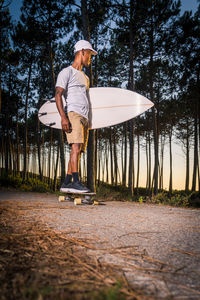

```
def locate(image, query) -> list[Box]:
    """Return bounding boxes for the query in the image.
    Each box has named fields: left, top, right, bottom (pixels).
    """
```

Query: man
left=55, top=40, right=97, bottom=193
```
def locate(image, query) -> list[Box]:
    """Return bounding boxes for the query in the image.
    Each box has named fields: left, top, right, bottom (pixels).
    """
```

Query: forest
left=0, top=0, right=200, bottom=196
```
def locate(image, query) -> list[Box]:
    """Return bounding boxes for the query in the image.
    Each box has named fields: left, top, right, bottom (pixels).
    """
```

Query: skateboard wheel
left=74, top=198, right=82, bottom=205
left=93, top=201, right=99, bottom=205
left=59, top=196, right=65, bottom=202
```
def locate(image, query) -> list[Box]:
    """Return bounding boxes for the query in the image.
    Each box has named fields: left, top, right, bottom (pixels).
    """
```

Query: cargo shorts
left=65, top=112, right=89, bottom=153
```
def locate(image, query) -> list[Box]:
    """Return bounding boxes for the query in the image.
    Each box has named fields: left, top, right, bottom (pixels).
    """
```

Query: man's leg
left=60, top=112, right=89, bottom=192
left=63, top=143, right=80, bottom=185
left=69, top=143, right=81, bottom=182
left=63, top=161, right=72, bottom=185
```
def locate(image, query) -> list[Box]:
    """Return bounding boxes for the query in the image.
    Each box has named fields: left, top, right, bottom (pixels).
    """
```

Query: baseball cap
left=74, top=40, right=97, bottom=55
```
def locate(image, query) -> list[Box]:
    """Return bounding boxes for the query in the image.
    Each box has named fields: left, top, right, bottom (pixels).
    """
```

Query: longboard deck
left=58, top=192, right=100, bottom=205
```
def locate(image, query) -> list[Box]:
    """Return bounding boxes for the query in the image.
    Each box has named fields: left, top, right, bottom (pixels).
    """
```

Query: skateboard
left=58, top=192, right=99, bottom=205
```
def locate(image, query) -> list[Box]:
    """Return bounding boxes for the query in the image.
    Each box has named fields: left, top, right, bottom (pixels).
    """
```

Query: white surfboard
left=38, top=87, right=154, bottom=130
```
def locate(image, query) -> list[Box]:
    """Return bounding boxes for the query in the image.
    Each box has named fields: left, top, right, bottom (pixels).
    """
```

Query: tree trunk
left=192, top=107, right=198, bottom=191
left=113, top=128, right=118, bottom=185
left=87, top=131, right=95, bottom=191
left=53, top=143, right=60, bottom=191
left=185, top=125, right=190, bottom=192
left=128, top=0, right=135, bottom=196
left=159, top=135, right=165, bottom=190
left=169, top=131, right=173, bottom=193
left=136, top=133, right=140, bottom=192
left=48, top=128, right=53, bottom=185
left=109, top=129, right=114, bottom=185
left=81, top=0, right=95, bottom=192
left=122, top=122, right=127, bottom=186
left=95, top=129, right=98, bottom=184
left=128, top=119, right=134, bottom=194
left=148, top=133, right=152, bottom=192
left=15, top=106, right=20, bottom=174
left=105, top=141, right=109, bottom=183
left=59, top=131, right=65, bottom=182
left=149, top=17, right=158, bottom=194
left=37, top=118, right=43, bottom=181
left=23, top=60, right=32, bottom=181
left=47, top=6, right=65, bottom=185
left=98, top=153, right=101, bottom=184
left=146, top=133, right=149, bottom=191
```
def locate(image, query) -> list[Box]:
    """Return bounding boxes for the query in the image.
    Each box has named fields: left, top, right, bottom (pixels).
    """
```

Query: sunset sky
left=7, top=0, right=199, bottom=190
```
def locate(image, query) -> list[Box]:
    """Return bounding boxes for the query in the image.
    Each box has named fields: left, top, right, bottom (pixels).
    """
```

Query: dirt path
left=0, top=191, right=200, bottom=299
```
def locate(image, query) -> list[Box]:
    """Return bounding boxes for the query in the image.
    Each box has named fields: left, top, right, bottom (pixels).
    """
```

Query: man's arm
left=55, top=87, right=72, bottom=133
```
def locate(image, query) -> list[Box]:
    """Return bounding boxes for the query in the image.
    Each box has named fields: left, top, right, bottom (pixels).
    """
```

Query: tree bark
left=105, top=141, right=109, bottom=183
left=122, top=122, right=127, bottom=186
left=37, top=115, right=43, bottom=181
left=53, top=143, right=59, bottom=191
left=47, top=4, right=65, bottom=184
left=128, top=120, right=134, bottom=194
left=148, top=133, right=152, bottom=193
left=48, top=128, right=53, bottom=185
left=81, top=0, right=96, bottom=192
left=192, top=67, right=199, bottom=191
left=149, top=14, right=158, bottom=194
left=145, top=133, right=149, bottom=191
left=136, top=133, right=140, bottom=192
left=159, top=134, right=165, bottom=190
left=192, top=113, right=198, bottom=191
left=169, top=131, right=173, bottom=193
left=23, top=59, right=32, bottom=181
left=59, top=131, right=65, bottom=182
left=185, top=124, right=189, bottom=192
left=113, top=127, right=118, bottom=185
left=128, top=0, right=135, bottom=196
left=87, top=131, right=95, bottom=191
left=109, top=129, right=114, bottom=185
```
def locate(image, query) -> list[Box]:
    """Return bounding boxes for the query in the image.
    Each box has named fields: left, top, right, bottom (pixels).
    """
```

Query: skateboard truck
left=58, top=192, right=98, bottom=205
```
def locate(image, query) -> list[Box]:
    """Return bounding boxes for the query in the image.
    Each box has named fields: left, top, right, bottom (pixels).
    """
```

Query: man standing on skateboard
left=55, top=40, right=97, bottom=193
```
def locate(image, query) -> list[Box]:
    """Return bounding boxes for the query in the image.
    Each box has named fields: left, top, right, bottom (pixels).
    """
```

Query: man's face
left=82, top=49, right=92, bottom=67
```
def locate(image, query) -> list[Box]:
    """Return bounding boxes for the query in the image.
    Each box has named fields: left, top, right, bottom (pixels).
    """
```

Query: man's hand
left=55, top=87, right=72, bottom=132
left=61, top=117, right=72, bottom=133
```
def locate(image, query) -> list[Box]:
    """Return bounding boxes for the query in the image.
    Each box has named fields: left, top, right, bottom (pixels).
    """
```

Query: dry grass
left=1, top=196, right=200, bottom=300
left=0, top=203, right=146, bottom=300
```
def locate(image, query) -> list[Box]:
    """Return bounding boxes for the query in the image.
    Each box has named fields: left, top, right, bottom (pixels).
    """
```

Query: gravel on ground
left=0, top=191, right=200, bottom=299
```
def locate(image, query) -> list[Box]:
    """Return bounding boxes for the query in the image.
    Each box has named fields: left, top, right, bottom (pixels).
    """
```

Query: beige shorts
left=65, top=112, right=89, bottom=153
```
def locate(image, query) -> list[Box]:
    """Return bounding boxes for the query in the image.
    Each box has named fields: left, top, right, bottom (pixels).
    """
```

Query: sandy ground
left=0, top=191, right=200, bottom=299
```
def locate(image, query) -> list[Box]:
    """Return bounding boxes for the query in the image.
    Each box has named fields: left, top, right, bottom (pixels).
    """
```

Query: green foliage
left=96, top=183, right=199, bottom=208
left=92, top=281, right=125, bottom=300
left=96, top=182, right=132, bottom=201
left=24, top=285, right=53, bottom=299
left=187, top=191, right=200, bottom=208
left=0, top=174, right=50, bottom=193
left=0, top=174, right=23, bottom=188
left=139, top=196, right=144, bottom=203
left=148, top=190, right=200, bottom=208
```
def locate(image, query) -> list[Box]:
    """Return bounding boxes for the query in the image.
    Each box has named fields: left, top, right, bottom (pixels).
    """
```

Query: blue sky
left=8, top=0, right=200, bottom=22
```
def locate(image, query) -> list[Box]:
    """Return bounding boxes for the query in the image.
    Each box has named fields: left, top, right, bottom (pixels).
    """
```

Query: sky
left=6, top=0, right=199, bottom=190
left=8, top=0, right=199, bottom=22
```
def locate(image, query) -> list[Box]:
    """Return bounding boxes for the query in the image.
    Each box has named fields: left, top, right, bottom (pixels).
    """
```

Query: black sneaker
left=66, top=181, right=90, bottom=193
left=60, top=182, right=73, bottom=193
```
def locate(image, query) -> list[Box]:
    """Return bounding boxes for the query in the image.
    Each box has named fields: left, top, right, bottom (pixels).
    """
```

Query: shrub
left=187, top=191, right=200, bottom=208
left=0, top=175, right=50, bottom=193
left=0, top=174, right=23, bottom=188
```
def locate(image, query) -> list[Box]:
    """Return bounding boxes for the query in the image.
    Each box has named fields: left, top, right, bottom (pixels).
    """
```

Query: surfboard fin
left=46, top=122, right=56, bottom=127
left=38, top=112, right=47, bottom=116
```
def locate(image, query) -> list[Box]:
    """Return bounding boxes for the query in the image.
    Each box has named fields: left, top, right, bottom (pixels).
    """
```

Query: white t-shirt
left=56, top=66, right=90, bottom=119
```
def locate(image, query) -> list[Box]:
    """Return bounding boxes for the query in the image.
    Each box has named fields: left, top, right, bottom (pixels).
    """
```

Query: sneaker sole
left=60, top=188, right=89, bottom=193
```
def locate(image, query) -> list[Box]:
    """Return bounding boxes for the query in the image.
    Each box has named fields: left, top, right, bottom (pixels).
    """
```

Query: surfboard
left=38, top=87, right=154, bottom=130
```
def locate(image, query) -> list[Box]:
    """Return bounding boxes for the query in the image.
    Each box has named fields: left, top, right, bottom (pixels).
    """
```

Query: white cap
left=74, top=40, right=97, bottom=55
